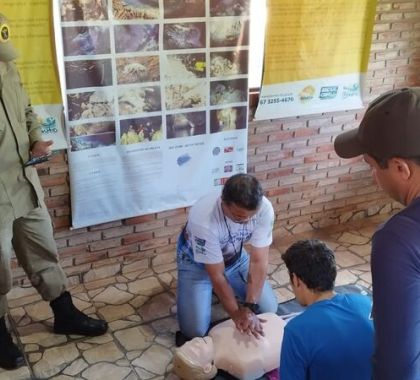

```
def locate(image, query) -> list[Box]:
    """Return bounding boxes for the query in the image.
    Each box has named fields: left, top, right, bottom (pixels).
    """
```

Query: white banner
left=57, top=0, right=250, bottom=228
left=256, top=74, right=365, bottom=119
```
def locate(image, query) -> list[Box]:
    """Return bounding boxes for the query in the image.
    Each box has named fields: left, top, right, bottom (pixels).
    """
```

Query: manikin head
left=172, top=336, right=217, bottom=380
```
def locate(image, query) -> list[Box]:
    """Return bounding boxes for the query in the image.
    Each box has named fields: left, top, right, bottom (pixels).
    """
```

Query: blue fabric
left=176, top=231, right=278, bottom=338
left=280, top=293, right=373, bottom=380
left=277, top=284, right=371, bottom=316
left=371, top=197, right=420, bottom=380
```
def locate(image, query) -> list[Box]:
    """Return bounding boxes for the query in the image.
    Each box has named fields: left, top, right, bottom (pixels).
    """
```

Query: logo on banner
left=224, top=164, right=233, bottom=173
left=319, top=86, right=338, bottom=100
left=236, top=163, right=245, bottom=172
left=214, top=177, right=229, bottom=186
left=343, top=84, right=360, bottom=99
left=299, top=85, right=315, bottom=103
left=0, top=24, right=10, bottom=43
left=224, top=146, right=234, bottom=153
left=40, top=116, right=58, bottom=134
left=177, top=153, right=191, bottom=166
left=212, top=147, right=221, bottom=156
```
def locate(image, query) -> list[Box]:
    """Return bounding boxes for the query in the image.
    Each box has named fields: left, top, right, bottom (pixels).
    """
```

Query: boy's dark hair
left=281, top=239, right=337, bottom=292
left=221, top=173, right=263, bottom=211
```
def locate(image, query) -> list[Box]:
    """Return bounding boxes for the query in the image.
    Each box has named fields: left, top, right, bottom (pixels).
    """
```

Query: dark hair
left=221, top=174, right=263, bottom=210
left=281, top=239, right=337, bottom=292
left=372, top=155, right=420, bottom=169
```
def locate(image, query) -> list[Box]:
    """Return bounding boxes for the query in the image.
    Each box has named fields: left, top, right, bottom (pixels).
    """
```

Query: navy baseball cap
left=334, top=87, right=420, bottom=159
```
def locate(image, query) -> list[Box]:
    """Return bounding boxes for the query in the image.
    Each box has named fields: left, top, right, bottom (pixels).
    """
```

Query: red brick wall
left=13, top=0, right=420, bottom=286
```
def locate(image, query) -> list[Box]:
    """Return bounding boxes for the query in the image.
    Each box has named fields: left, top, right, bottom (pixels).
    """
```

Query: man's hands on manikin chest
left=231, top=306, right=266, bottom=338
left=205, top=260, right=267, bottom=339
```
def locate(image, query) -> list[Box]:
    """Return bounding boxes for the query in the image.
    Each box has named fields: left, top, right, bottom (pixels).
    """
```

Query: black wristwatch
left=241, top=302, right=259, bottom=314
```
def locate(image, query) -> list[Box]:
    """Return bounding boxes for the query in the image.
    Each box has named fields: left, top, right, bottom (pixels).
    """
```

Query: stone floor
left=0, top=215, right=386, bottom=380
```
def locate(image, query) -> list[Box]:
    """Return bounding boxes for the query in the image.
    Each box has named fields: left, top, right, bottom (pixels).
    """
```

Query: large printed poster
left=3, top=1, right=67, bottom=149
left=255, top=0, right=376, bottom=120
left=58, top=0, right=250, bottom=228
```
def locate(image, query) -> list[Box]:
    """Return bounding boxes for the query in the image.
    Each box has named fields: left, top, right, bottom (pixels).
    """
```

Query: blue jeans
left=176, top=232, right=278, bottom=338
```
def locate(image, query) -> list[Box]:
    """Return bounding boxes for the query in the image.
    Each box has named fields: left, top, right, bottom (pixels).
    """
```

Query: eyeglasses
left=223, top=202, right=257, bottom=224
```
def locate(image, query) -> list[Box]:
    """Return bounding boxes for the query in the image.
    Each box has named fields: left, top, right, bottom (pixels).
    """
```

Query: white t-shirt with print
left=186, top=192, right=274, bottom=265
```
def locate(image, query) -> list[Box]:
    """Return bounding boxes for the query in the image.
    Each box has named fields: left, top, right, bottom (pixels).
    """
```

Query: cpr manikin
left=173, top=313, right=285, bottom=380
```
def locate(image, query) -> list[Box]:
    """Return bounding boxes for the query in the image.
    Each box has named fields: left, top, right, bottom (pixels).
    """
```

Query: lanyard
left=223, top=212, right=244, bottom=263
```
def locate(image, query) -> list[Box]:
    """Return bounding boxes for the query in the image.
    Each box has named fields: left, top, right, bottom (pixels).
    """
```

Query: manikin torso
left=173, top=313, right=285, bottom=380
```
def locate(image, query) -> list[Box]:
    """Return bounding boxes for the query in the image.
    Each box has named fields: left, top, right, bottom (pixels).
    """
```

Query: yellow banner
left=263, top=0, right=376, bottom=85
left=2, top=0, right=62, bottom=105
left=255, top=0, right=376, bottom=120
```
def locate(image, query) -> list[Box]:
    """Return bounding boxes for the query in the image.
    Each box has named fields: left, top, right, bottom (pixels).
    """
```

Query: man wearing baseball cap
left=334, top=87, right=420, bottom=379
left=0, top=13, right=107, bottom=370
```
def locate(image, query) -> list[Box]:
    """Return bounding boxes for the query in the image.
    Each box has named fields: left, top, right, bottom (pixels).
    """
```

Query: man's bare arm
left=206, top=261, right=265, bottom=337
left=246, top=245, right=270, bottom=304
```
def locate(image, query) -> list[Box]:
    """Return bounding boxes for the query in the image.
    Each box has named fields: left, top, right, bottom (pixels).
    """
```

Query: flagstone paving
left=0, top=215, right=386, bottom=379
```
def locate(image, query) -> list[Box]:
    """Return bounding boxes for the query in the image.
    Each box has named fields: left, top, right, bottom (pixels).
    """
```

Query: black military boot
left=50, top=291, right=108, bottom=337
left=0, top=316, right=24, bottom=370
